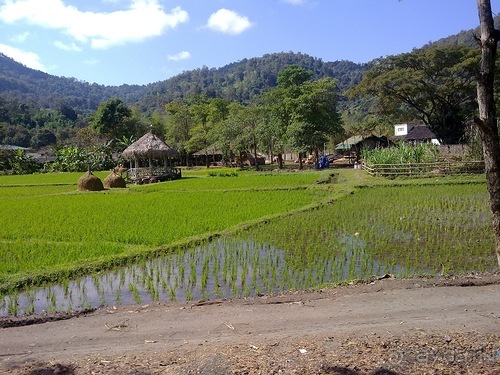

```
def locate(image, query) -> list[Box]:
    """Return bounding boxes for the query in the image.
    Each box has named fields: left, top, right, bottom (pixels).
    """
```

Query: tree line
left=1, top=43, right=498, bottom=174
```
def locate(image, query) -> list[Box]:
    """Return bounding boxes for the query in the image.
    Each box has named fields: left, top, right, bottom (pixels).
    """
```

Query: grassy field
left=0, top=167, right=495, bottom=301
left=0, top=168, right=333, bottom=291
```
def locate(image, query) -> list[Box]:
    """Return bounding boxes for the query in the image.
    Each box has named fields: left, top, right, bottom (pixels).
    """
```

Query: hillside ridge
left=0, top=17, right=492, bottom=115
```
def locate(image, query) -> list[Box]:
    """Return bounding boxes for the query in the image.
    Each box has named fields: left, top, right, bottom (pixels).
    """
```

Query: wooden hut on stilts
left=121, top=131, right=181, bottom=183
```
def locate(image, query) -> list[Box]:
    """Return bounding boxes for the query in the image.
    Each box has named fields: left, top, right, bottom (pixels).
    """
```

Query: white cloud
left=0, top=43, right=46, bottom=70
left=207, top=8, right=252, bottom=35
left=10, top=31, right=30, bottom=43
left=0, top=0, right=189, bottom=49
left=54, top=40, right=82, bottom=52
left=168, top=50, right=190, bottom=61
left=282, top=0, right=306, bottom=5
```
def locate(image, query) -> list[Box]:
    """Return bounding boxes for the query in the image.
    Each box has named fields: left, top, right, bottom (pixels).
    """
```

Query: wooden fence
left=362, top=161, right=485, bottom=177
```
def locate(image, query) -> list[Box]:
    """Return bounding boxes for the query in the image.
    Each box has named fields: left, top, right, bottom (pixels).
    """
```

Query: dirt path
left=1, top=273, right=499, bottom=374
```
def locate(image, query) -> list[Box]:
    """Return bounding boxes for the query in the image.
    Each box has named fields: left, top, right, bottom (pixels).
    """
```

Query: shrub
left=0, top=150, right=40, bottom=175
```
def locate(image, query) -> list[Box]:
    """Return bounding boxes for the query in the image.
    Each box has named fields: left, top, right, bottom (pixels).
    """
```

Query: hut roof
left=335, top=135, right=390, bottom=150
left=122, top=132, right=177, bottom=159
left=392, top=124, right=438, bottom=142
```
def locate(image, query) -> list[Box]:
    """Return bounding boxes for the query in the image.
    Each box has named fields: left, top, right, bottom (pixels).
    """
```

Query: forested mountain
left=3, top=11, right=498, bottom=117
left=0, top=53, right=149, bottom=114
left=1, top=15, right=496, bottom=170
left=136, top=52, right=365, bottom=113
left=423, top=15, right=500, bottom=49
left=0, top=14, right=497, bottom=135
left=0, top=51, right=366, bottom=115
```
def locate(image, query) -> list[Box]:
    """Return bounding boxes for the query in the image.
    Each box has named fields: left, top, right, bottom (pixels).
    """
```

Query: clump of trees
left=162, top=66, right=343, bottom=169
left=348, top=45, right=480, bottom=144
left=0, top=96, right=147, bottom=173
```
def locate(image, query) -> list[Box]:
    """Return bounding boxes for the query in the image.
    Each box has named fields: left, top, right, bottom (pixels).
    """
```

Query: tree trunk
left=475, top=0, right=500, bottom=266
left=277, top=153, right=284, bottom=169
left=253, top=137, right=260, bottom=171
left=239, top=151, right=244, bottom=168
left=205, top=151, right=210, bottom=168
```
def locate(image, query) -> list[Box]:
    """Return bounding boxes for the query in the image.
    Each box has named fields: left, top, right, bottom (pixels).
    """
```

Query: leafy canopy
left=349, top=45, right=480, bottom=144
left=91, top=98, right=134, bottom=140
left=272, top=66, right=343, bottom=157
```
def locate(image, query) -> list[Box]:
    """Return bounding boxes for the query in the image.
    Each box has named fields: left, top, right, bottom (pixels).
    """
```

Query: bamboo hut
left=121, top=131, right=178, bottom=182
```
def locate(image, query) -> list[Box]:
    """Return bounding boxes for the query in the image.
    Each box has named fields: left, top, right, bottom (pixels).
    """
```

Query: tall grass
left=362, top=142, right=439, bottom=164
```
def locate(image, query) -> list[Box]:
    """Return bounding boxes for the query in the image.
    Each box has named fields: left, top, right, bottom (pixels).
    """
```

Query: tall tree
left=349, top=46, right=480, bottom=144
left=91, top=98, right=134, bottom=140
left=186, top=95, right=218, bottom=167
left=165, top=100, right=194, bottom=166
left=475, top=0, right=500, bottom=267
left=267, top=66, right=342, bottom=169
left=216, top=103, right=263, bottom=168
left=264, top=66, right=314, bottom=168
left=286, top=77, right=342, bottom=166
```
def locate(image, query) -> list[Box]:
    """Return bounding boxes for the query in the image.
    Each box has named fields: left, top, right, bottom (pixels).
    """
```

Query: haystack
left=103, top=171, right=126, bottom=188
left=77, top=171, right=104, bottom=191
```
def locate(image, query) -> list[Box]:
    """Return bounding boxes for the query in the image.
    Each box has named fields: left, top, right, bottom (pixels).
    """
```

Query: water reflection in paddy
left=1, top=236, right=406, bottom=317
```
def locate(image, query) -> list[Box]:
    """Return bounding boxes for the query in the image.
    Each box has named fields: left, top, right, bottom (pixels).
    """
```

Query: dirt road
left=1, top=273, right=499, bottom=374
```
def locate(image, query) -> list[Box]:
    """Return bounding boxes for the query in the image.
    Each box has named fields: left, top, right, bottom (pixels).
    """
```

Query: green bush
left=49, top=144, right=115, bottom=172
left=208, top=171, right=238, bottom=177
left=0, top=150, right=40, bottom=175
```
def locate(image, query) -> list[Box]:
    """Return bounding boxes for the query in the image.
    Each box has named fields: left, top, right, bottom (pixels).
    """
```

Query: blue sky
left=0, top=0, right=497, bottom=86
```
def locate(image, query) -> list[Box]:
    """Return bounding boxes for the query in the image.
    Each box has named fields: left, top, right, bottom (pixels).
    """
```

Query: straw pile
left=77, top=171, right=104, bottom=191
left=104, top=172, right=126, bottom=188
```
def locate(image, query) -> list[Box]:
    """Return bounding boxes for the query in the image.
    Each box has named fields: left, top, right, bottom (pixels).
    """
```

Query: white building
left=393, top=124, right=440, bottom=145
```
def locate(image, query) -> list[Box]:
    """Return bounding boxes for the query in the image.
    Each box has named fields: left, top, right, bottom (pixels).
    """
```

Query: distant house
left=393, top=124, right=440, bottom=145
left=192, top=146, right=225, bottom=166
left=335, top=135, right=392, bottom=162
left=26, top=148, right=56, bottom=165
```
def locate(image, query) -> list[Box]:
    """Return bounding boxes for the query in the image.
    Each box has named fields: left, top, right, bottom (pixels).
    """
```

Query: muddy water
left=1, top=237, right=404, bottom=317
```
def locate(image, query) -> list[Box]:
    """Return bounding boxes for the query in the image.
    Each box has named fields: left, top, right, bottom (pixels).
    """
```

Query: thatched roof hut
left=122, top=131, right=176, bottom=159
left=122, top=132, right=177, bottom=172
left=77, top=171, right=104, bottom=191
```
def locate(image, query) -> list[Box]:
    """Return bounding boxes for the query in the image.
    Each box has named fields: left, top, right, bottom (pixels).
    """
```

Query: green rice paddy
left=0, top=168, right=495, bottom=316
